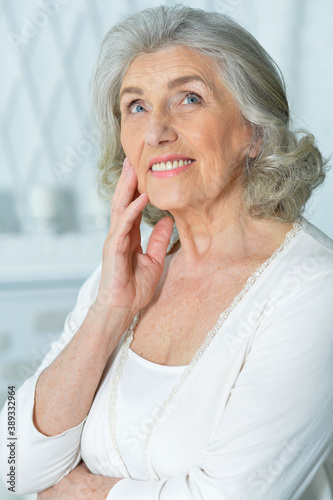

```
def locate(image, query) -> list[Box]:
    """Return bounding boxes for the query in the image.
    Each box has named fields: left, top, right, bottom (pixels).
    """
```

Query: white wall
left=0, top=0, right=332, bottom=237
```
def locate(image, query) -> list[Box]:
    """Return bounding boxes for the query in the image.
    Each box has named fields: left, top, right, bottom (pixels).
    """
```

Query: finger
left=111, top=192, right=149, bottom=248
left=110, top=158, right=134, bottom=210
left=122, top=157, right=131, bottom=174
left=110, top=165, right=139, bottom=233
left=145, top=216, right=174, bottom=267
left=132, top=186, right=141, bottom=202
left=130, top=208, right=143, bottom=251
left=111, top=159, right=134, bottom=207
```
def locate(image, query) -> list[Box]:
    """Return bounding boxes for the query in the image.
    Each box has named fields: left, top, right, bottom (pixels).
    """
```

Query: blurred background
left=0, top=0, right=332, bottom=498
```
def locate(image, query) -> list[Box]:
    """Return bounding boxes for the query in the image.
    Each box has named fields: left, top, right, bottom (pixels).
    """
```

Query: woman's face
left=119, top=46, right=254, bottom=214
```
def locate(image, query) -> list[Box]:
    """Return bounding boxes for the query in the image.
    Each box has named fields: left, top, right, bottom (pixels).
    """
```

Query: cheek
left=120, top=128, right=139, bottom=171
left=121, top=122, right=148, bottom=189
left=183, top=113, right=227, bottom=150
left=121, top=123, right=142, bottom=157
left=120, top=126, right=130, bottom=153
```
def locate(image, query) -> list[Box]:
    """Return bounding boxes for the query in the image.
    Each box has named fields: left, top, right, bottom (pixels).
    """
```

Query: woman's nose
left=145, top=113, right=178, bottom=148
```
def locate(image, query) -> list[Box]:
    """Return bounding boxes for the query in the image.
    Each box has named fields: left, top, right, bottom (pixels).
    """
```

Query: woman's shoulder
left=280, top=217, right=333, bottom=280
left=245, top=220, right=333, bottom=353
left=301, top=217, right=333, bottom=253
left=243, top=218, right=333, bottom=318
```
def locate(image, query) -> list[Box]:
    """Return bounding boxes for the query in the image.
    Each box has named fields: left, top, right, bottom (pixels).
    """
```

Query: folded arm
left=36, top=461, right=122, bottom=500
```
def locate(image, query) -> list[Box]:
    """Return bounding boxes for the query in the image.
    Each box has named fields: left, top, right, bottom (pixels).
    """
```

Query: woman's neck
left=167, top=211, right=294, bottom=279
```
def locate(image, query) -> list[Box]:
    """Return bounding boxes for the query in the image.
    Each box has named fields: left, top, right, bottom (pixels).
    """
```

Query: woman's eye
left=128, top=102, right=146, bottom=114
left=183, top=93, right=201, bottom=105
left=124, top=94, right=201, bottom=115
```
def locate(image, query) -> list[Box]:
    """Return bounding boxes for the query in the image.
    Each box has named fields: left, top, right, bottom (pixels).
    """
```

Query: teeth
left=166, top=161, right=175, bottom=170
left=151, top=159, right=193, bottom=171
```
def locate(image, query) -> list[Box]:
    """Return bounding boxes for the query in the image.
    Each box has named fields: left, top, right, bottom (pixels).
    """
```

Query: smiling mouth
left=151, top=159, right=195, bottom=172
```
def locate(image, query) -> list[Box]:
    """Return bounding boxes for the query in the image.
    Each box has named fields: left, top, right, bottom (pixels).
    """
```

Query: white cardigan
left=1, top=218, right=333, bottom=500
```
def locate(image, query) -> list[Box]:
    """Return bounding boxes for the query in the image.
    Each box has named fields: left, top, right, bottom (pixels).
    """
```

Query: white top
left=1, top=217, right=333, bottom=500
left=115, top=348, right=187, bottom=479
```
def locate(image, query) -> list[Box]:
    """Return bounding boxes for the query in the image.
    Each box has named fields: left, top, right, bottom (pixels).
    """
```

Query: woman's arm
left=33, top=303, right=133, bottom=437
left=0, top=265, right=110, bottom=495
left=0, top=160, right=173, bottom=495
left=37, top=461, right=122, bottom=500
left=34, top=159, right=171, bottom=437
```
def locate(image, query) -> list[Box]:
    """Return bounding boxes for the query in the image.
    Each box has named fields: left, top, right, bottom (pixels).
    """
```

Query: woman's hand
left=95, top=157, right=174, bottom=318
left=37, top=460, right=122, bottom=499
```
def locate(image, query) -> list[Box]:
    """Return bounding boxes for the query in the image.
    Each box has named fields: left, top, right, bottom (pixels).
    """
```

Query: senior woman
left=1, top=4, right=333, bottom=500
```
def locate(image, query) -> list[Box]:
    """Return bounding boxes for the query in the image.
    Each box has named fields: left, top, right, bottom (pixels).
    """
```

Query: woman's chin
left=148, top=200, right=182, bottom=214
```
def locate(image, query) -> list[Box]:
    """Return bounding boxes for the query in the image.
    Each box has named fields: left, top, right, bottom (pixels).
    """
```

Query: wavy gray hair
left=89, top=4, right=329, bottom=227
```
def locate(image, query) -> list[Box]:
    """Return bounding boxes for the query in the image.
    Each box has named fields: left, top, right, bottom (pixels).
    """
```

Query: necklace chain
left=108, top=217, right=305, bottom=479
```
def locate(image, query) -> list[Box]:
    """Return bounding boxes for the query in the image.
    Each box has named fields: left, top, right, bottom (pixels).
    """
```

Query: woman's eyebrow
left=120, top=86, right=143, bottom=101
left=120, top=74, right=212, bottom=102
left=167, top=74, right=207, bottom=89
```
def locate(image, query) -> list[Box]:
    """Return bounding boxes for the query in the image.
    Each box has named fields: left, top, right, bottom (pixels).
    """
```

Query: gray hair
left=89, top=4, right=329, bottom=227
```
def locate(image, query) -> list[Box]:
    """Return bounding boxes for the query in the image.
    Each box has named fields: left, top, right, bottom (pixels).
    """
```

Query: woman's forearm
left=85, top=472, right=123, bottom=500
left=36, top=460, right=123, bottom=499
left=33, top=302, right=133, bottom=437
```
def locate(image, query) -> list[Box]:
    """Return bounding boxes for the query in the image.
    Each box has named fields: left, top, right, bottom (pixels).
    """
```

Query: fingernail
left=123, top=158, right=131, bottom=172
left=126, top=165, right=134, bottom=178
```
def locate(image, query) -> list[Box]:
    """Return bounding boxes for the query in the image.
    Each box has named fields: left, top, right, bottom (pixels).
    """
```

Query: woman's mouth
left=151, top=159, right=194, bottom=172
left=149, top=159, right=195, bottom=178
